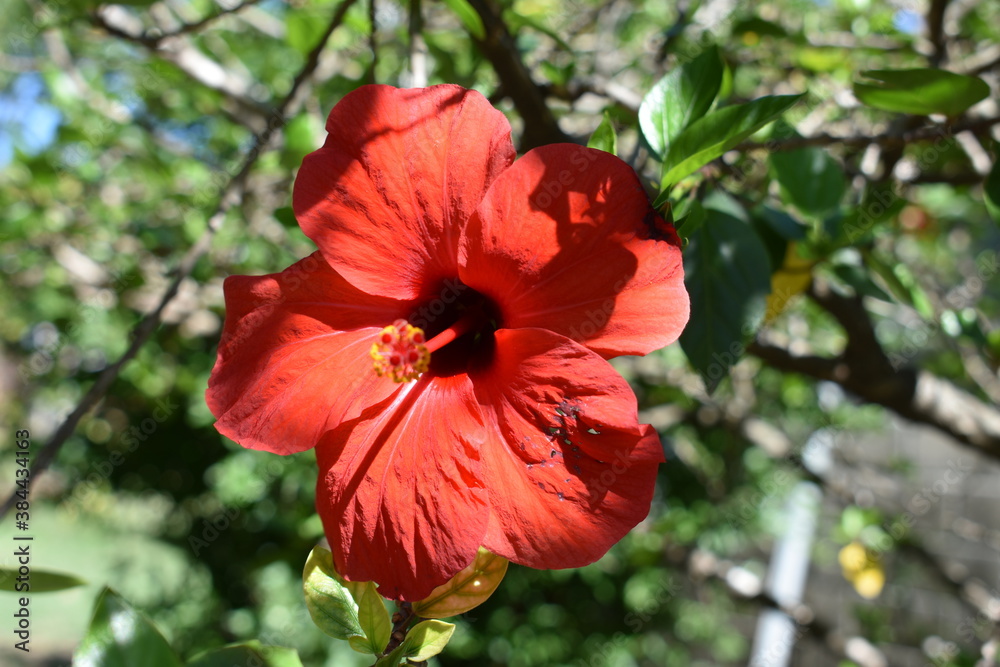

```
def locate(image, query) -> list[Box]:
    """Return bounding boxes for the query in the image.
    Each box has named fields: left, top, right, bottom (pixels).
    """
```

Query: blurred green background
left=2, top=0, right=999, bottom=665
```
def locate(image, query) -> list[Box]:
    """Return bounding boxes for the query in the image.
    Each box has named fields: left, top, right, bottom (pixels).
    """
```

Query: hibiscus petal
left=459, top=144, right=689, bottom=358
left=207, top=253, right=413, bottom=454
left=473, top=328, right=664, bottom=569
left=293, top=84, right=515, bottom=301
left=315, top=375, right=489, bottom=601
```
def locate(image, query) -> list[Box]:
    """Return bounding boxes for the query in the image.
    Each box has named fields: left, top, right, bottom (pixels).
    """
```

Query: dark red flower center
left=372, top=282, right=500, bottom=382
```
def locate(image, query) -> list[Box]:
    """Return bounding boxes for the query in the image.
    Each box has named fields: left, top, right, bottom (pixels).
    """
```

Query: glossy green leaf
left=770, top=146, right=846, bottom=216
left=302, top=546, right=365, bottom=641
left=587, top=112, right=617, bottom=155
left=73, top=588, right=182, bottom=667
left=400, top=620, right=456, bottom=662
left=352, top=584, right=391, bottom=655
left=639, top=46, right=724, bottom=159
left=679, top=209, right=772, bottom=393
left=985, top=158, right=1000, bottom=224
left=661, top=94, right=803, bottom=189
left=444, top=0, right=486, bottom=40
left=0, top=567, right=84, bottom=593
left=186, top=641, right=303, bottom=667
left=853, top=69, right=989, bottom=116
left=412, top=547, right=509, bottom=619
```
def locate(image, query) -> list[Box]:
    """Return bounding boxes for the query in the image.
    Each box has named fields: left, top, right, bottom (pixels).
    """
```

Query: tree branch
left=737, top=115, right=1000, bottom=153
left=748, top=282, right=1000, bottom=461
left=0, top=0, right=360, bottom=520
left=465, top=0, right=571, bottom=150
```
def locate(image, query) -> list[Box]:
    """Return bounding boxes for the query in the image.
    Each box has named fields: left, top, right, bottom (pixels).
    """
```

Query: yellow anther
left=371, top=320, right=430, bottom=382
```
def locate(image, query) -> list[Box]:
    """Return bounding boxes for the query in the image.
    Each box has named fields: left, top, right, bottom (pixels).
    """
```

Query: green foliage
left=586, top=111, right=617, bottom=155
left=0, top=568, right=84, bottom=593
left=186, top=642, right=305, bottom=667
left=4, top=0, right=999, bottom=665
left=302, top=546, right=369, bottom=642
left=853, top=69, right=990, bottom=117
left=770, top=145, right=847, bottom=217
left=73, top=588, right=183, bottom=667
left=639, top=46, right=724, bottom=160
left=679, top=207, right=771, bottom=393
left=658, top=94, right=804, bottom=193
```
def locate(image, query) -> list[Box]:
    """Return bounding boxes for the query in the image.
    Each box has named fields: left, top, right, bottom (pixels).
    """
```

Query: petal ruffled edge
left=293, top=84, right=516, bottom=301
left=472, top=327, right=664, bottom=569
left=207, top=253, right=412, bottom=455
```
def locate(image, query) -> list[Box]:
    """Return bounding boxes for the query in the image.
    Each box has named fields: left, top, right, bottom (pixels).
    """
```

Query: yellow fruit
left=838, top=541, right=868, bottom=574
left=765, top=243, right=814, bottom=321
left=851, top=567, right=885, bottom=599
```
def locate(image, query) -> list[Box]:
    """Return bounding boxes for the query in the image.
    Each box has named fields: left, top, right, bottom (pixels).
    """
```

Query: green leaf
left=661, top=94, right=803, bottom=189
left=443, top=0, right=486, bottom=40
left=679, top=209, right=772, bottom=393
left=675, top=200, right=706, bottom=239
left=0, top=567, right=84, bottom=593
left=587, top=112, right=617, bottom=155
left=353, top=584, right=391, bottom=655
left=985, top=158, right=1000, bottom=224
left=374, top=645, right=405, bottom=667
left=412, top=547, right=509, bottom=619
left=639, top=46, right=724, bottom=159
left=853, top=69, right=989, bottom=117
left=400, top=620, right=456, bottom=662
left=73, top=588, right=182, bottom=667
left=302, top=546, right=365, bottom=641
left=186, top=641, right=303, bottom=667
left=770, top=146, right=846, bottom=217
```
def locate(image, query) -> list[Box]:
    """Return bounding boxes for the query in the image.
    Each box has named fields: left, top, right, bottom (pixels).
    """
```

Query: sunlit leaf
left=587, top=112, right=617, bottom=155
left=73, top=588, right=182, bottom=667
left=444, top=0, right=486, bottom=40
left=352, top=584, right=391, bottom=655
left=186, top=641, right=304, bottom=667
left=660, top=94, right=803, bottom=190
left=412, top=547, right=509, bottom=619
left=301, top=546, right=365, bottom=641
left=639, top=46, right=723, bottom=160
left=400, top=620, right=456, bottom=662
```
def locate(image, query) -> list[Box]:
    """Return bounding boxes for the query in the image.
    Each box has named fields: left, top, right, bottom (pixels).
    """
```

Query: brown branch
left=926, top=0, right=951, bottom=68
left=748, top=282, right=1000, bottom=461
left=465, top=0, right=570, bottom=151
left=0, top=0, right=359, bottom=520
left=737, top=115, right=1000, bottom=153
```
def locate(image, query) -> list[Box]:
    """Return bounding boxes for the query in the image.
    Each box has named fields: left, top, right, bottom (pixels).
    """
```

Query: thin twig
left=737, top=115, right=1000, bottom=153
left=0, top=0, right=360, bottom=520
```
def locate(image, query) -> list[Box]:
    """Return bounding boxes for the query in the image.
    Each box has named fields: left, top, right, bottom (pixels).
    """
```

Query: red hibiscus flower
left=207, top=84, right=688, bottom=601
